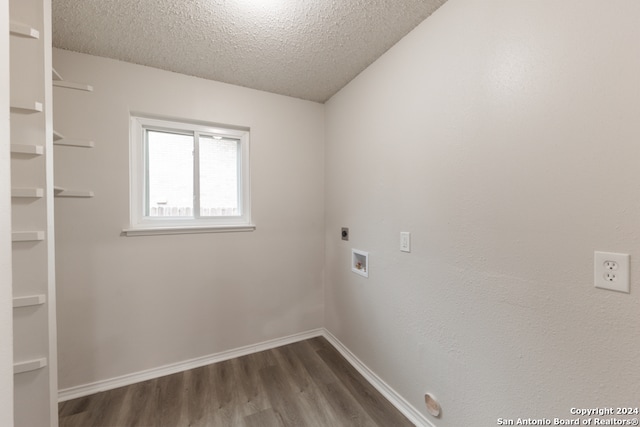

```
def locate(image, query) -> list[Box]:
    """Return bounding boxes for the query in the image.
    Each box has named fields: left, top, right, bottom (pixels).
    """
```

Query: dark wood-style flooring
left=59, top=336, right=414, bottom=427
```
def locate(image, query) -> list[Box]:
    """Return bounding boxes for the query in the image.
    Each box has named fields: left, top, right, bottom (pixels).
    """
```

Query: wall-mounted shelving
left=10, top=144, right=44, bottom=155
left=10, top=101, right=43, bottom=114
left=11, top=188, right=44, bottom=198
left=53, top=66, right=95, bottom=205
left=13, top=295, right=46, bottom=308
left=52, top=67, right=93, bottom=92
left=54, top=138, right=95, bottom=148
left=14, top=358, right=47, bottom=375
left=53, top=80, right=93, bottom=92
left=11, top=0, right=59, bottom=424
left=9, top=21, right=39, bottom=39
left=53, top=130, right=94, bottom=148
left=11, top=231, right=45, bottom=242
left=54, top=186, right=94, bottom=198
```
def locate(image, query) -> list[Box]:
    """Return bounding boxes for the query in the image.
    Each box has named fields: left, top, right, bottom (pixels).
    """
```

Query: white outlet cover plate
left=400, top=232, right=411, bottom=253
left=594, top=251, right=630, bottom=293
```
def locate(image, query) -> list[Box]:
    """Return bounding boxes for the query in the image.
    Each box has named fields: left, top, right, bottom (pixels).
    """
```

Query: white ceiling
left=52, top=0, right=447, bottom=103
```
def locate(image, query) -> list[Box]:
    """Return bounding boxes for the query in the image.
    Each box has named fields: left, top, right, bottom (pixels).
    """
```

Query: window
left=124, top=115, right=253, bottom=236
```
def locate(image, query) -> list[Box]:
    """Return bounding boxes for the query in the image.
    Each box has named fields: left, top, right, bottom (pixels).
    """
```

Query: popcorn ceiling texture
left=52, top=0, right=447, bottom=103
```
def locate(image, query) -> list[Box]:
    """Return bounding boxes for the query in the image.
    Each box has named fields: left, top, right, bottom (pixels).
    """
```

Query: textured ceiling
left=52, top=0, right=447, bottom=103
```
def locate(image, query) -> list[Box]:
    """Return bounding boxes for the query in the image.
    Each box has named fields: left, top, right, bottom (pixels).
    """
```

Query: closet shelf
left=11, top=188, right=44, bottom=198
left=9, top=21, right=40, bottom=39
left=11, top=231, right=45, bottom=242
left=10, top=144, right=44, bottom=155
left=54, top=186, right=94, bottom=198
left=13, top=295, right=46, bottom=308
left=53, top=80, right=93, bottom=92
left=52, top=68, right=93, bottom=92
left=14, top=358, right=47, bottom=375
left=54, top=139, right=95, bottom=148
left=10, top=101, right=43, bottom=114
left=53, top=130, right=94, bottom=147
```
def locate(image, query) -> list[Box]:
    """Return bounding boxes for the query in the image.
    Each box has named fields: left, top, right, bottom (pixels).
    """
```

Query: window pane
left=146, top=130, right=193, bottom=217
left=199, top=136, right=239, bottom=216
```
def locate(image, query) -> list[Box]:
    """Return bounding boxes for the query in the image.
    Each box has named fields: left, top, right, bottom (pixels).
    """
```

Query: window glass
left=199, top=135, right=240, bottom=217
left=146, top=130, right=193, bottom=217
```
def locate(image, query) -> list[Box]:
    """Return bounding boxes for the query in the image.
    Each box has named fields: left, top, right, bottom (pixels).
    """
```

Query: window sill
left=122, top=224, right=256, bottom=237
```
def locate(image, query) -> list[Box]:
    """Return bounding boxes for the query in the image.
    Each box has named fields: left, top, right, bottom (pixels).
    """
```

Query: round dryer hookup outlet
left=424, top=393, right=441, bottom=417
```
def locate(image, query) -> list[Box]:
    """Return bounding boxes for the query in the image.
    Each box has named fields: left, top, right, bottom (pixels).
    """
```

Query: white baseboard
left=321, top=329, right=436, bottom=427
left=58, top=328, right=324, bottom=402
left=59, top=327, right=436, bottom=427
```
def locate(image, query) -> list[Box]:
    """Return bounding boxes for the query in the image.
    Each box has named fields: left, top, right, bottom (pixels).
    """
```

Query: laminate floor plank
left=185, top=366, right=212, bottom=427
left=244, top=408, right=286, bottom=427
left=59, top=395, right=91, bottom=417
left=259, top=364, right=307, bottom=427
left=232, top=353, right=271, bottom=417
left=315, top=380, right=378, bottom=427
left=209, top=360, right=246, bottom=426
left=290, top=339, right=341, bottom=386
left=59, top=411, right=92, bottom=427
left=308, top=336, right=341, bottom=355
left=92, top=385, right=129, bottom=427
left=59, top=337, right=415, bottom=427
left=66, top=390, right=109, bottom=427
left=110, top=383, right=143, bottom=427
left=272, top=345, right=342, bottom=427
left=157, top=371, right=186, bottom=427
left=316, top=346, right=415, bottom=427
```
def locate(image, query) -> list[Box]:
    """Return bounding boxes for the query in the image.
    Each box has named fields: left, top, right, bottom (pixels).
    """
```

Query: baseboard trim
left=58, top=328, right=324, bottom=402
left=321, top=329, right=436, bottom=427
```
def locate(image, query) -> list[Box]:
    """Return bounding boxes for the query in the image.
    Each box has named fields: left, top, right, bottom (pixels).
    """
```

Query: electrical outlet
left=594, top=251, right=630, bottom=293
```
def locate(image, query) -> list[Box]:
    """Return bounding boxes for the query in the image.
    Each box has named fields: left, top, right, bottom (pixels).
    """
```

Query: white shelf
left=53, top=130, right=94, bottom=148
left=10, top=144, right=44, bottom=155
left=13, top=295, right=46, bottom=308
left=11, top=231, right=45, bottom=242
left=54, top=138, right=94, bottom=148
left=9, top=21, right=40, bottom=39
left=11, top=188, right=44, bottom=198
left=53, top=80, right=93, bottom=92
left=10, top=101, right=43, bottom=114
left=54, top=187, right=94, bottom=198
left=14, top=358, right=47, bottom=374
left=51, top=68, right=93, bottom=91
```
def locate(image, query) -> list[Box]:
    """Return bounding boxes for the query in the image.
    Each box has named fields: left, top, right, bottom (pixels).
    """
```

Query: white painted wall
left=0, top=0, right=14, bottom=424
left=324, top=1, right=640, bottom=425
left=53, top=49, right=325, bottom=390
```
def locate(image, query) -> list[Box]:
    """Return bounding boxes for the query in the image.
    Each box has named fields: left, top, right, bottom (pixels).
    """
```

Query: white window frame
left=123, top=115, right=254, bottom=236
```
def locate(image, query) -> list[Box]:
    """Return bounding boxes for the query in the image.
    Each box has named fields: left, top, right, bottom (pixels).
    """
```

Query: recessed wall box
left=352, top=249, right=369, bottom=278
